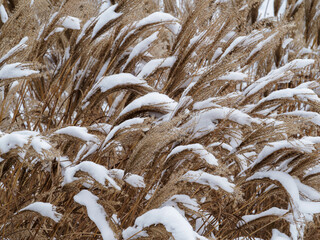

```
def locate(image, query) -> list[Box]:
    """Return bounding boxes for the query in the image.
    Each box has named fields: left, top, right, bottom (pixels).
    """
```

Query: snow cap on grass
left=74, top=190, right=116, bottom=240
left=218, top=72, right=248, bottom=81
left=44, top=27, right=64, bottom=41
left=99, top=0, right=112, bottom=13
left=0, top=131, right=52, bottom=158
left=135, top=12, right=181, bottom=34
left=76, top=17, right=95, bottom=43
left=92, top=4, right=122, bottom=38
left=258, top=0, right=275, bottom=19
left=123, top=32, right=159, bottom=69
left=108, top=168, right=146, bottom=188
left=84, top=73, right=152, bottom=102
left=54, top=126, right=99, bottom=143
left=63, top=161, right=120, bottom=190
left=294, top=178, right=320, bottom=201
left=256, top=88, right=320, bottom=105
left=122, top=206, right=207, bottom=240
left=188, top=107, right=260, bottom=139
left=103, top=117, right=145, bottom=147
left=0, top=37, right=28, bottom=64
left=237, top=207, right=288, bottom=227
left=282, top=111, right=320, bottom=126
left=0, top=4, right=8, bottom=23
left=138, top=56, right=177, bottom=78
left=248, top=137, right=320, bottom=169
left=0, top=63, right=39, bottom=79
left=0, top=131, right=30, bottom=155
left=30, top=136, right=52, bottom=156
left=18, top=202, right=62, bottom=222
left=117, top=92, right=177, bottom=119
left=271, top=229, right=291, bottom=240
left=247, top=171, right=320, bottom=214
left=124, top=174, right=145, bottom=188
left=182, top=170, right=234, bottom=193
left=219, top=36, right=246, bottom=60
left=163, top=195, right=199, bottom=217
left=61, top=16, right=81, bottom=30
left=167, top=144, right=218, bottom=166
left=244, top=59, right=315, bottom=97
left=248, top=33, right=278, bottom=59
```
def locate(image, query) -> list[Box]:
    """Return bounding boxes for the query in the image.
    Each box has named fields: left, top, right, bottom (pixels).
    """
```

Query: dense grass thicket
left=1, top=0, right=320, bottom=239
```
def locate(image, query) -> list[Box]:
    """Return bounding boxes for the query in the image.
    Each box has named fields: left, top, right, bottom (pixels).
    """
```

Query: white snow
left=277, top=0, right=288, bottom=18
left=242, top=30, right=266, bottom=46
left=99, top=0, right=112, bottom=13
left=300, top=47, right=313, bottom=55
left=192, top=98, right=220, bottom=110
left=219, top=36, right=246, bottom=60
left=282, top=38, right=293, bottom=48
left=295, top=81, right=320, bottom=90
left=282, top=110, right=320, bottom=126
left=238, top=207, right=288, bottom=227
left=76, top=17, right=95, bottom=43
left=211, top=47, right=223, bottom=61
left=294, top=178, right=320, bottom=201
left=256, top=88, right=320, bottom=105
left=89, top=123, right=112, bottom=134
left=117, top=92, right=177, bottom=119
left=108, top=168, right=145, bottom=188
left=167, top=144, right=218, bottom=166
left=293, top=0, right=304, bottom=10
left=248, top=137, right=320, bottom=169
left=61, top=16, right=81, bottom=30
left=271, top=229, right=291, bottom=240
left=0, top=63, right=39, bottom=79
left=63, top=161, right=120, bottom=190
left=247, top=171, right=320, bottom=214
left=92, top=4, right=122, bottom=38
left=290, top=59, right=315, bottom=69
left=135, top=12, right=181, bottom=35
left=84, top=73, right=152, bottom=102
left=54, top=126, right=99, bottom=143
left=248, top=33, right=278, bottom=59
left=218, top=72, right=248, bottom=81
left=0, top=37, right=28, bottom=64
left=18, top=202, right=62, bottom=222
left=244, top=59, right=315, bottom=97
left=73, top=142, right=99, bottom=163
left=182, top=170, right=234, bottom=193
left=188, top=107, right=259, bottom=139
left=123, top=32, right=159, bottom=69
left=44, top=27, right=64, bottom=41
left=124, top=174, right=145, bottom=188
left=209, top=142, right=234, bottom=151
left=108, top=168, right=125, bottom=179
left=258, top=0, right=275, bottom=20
left=163, top=195, right=199, bottom=216
left=74, top=190, right=116, bottom=240
left=138, top=56, right=176, bottom=78
left=0, top=5, right=8, bottom=23
left=103, top=118, right=145, bottom=147
left=221, top=31, right=236, bottom=43
left=0, top=131, right=51, bottom=157
left=0, top=132, right=30, bottom=155
left=30, top=136, right=52, bottom=155
left=122, top=206, right=207, bottom=240
left=189, top=31, right=206, bottom=47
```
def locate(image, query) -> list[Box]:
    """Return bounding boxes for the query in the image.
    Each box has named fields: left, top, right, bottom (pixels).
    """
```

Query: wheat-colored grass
left=1, top=0, right=320, bottom=239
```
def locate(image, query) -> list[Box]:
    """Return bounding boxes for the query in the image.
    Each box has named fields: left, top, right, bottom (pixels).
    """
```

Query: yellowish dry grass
left=1, top=0, right=320, bottom=239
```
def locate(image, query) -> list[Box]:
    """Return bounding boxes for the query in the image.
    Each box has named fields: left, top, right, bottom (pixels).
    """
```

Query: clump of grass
left=1, top=0, right=320, bottom=239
